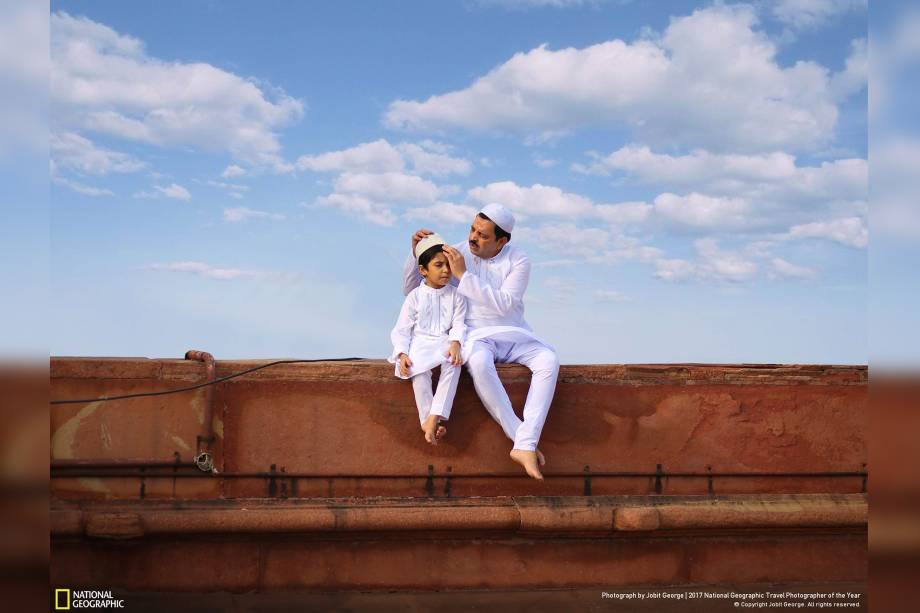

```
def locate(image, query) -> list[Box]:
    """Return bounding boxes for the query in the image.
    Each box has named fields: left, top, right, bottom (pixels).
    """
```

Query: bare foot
left=421, top=415, right=440, bottom=445
left=510, top=449, right=544, bottom=480
left=435, top=424, right=447, bottom=440
left=536, top=448, right=546, bottom=466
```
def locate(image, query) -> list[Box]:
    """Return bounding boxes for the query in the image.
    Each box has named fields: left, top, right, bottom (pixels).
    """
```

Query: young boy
left=389, top=233, right=467, bottom=445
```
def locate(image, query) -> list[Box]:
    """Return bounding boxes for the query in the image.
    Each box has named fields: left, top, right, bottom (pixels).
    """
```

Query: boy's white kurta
left=389, top=282, right=467, bottom=425
left=401, top=241, right=559, bottom=452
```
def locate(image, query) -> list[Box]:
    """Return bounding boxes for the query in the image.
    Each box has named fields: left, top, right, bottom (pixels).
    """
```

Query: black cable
left=50, top=357, right=367, bottom=405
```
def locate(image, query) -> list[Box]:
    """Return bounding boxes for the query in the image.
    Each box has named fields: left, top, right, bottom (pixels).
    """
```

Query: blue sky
left=44, top=0, right=870, bottom=363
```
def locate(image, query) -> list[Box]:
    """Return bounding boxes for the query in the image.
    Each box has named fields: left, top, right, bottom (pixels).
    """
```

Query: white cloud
left=310, top=166, right=454, bottom=226
left=51, top=131, right=145, bottom=175
left=595, top=290, right=630, bottom=302
left=653, top=258, right=696, bottom=282
left=397, top=142, right=473, bottom=176
left=574, top=144, right=866, bottom=203
left=385, top=4, right=855, bottom=152
left=575, top=145, right=867, bottom=232
left=653, top=239, right=758, bottom=283
left=468, top=181, right=596, bottom=217
left=593, top=201, right=652, bottom=225
left=770, top=257, right=818, bottom=280
left=52, top=12, right=303, bottom=168
left=223, top=207, right=285, bottom=223
left=830, top=38, right=867, bottom=100
left=156, top=183, right=191, bottom=201
left=146, top=261, right=284, bottom=281
left=314, top=193, right=398, bottom=227
left=221, top=164, right=246, bottom=178
left=52, top=176, right=114, bottom=197
left=693, top=238, right=759, bottom=282
left=516, top=223, right=612, bottom=258
left=787, top=217, right=867, bottom=248
left=206, top=180, right=250, bottom=197
left=516, top=224, right=662, bottom=264
left=533, top=155, right=558, bottom=168
left=334, top=172, right=441, bottom=204
left=295, top=139, right=472, bottom=177
left=772, top=0, right=867, bottom=30
left=405, top=202, right=478, bottom=226
left=653, top=192, right=751, bottom=229
left=134, top=183, right=191, bottom=200
left=296, top=139, right=404, bottom=174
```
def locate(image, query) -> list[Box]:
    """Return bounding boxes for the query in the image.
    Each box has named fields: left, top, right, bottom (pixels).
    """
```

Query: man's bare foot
left=510, top=449, right=544, bottom=480
left=435, top=424, right=447, bottom=440
left=536, top=448, right=546, bottom=466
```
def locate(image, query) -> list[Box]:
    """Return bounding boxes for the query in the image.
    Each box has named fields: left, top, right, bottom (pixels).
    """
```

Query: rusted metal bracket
left=425, top=465, right=434, bottom=497
left=707, top=465, right=714, bottom=496
left=444, top=466, right=452, bottom=498
left=583, top=465, right=592, bottom=496
left=654, top=463, right=663, bottom=494
left=279, top=467, right=289, bottom=499
left=268, top=464, right=277, bottom=497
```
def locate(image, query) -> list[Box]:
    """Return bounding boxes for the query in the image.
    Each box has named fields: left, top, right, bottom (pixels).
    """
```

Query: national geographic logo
left=54, top=589, right=125, bottom=609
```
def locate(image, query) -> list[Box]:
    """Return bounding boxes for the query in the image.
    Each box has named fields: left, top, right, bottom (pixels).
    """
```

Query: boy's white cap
left=479, top=202, right=515, bottom=233
left=415, top=232, right=447, bottom=261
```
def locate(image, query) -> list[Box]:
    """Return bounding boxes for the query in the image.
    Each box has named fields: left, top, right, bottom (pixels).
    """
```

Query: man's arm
left=455, top=251, right=530, bottom=316
left=448, top=294, right=467, bottom=344
left=401, top=252, right=422, bottom=296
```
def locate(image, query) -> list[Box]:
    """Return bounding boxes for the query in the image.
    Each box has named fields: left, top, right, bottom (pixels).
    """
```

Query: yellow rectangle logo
left=55, top=588, right=70, bottom=610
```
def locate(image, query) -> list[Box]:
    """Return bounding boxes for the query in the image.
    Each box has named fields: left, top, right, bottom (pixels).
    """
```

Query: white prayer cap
left=479, top=202, right=515, bottom=233
left=415, top=232, right=447, bottom=261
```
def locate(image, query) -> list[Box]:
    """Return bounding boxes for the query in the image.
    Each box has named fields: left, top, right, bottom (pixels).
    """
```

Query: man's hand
left=441, top=245, right=467, bottom=280
left=446, top=341, right=462, bottom=366
left=411, top=228, right=433, bottom=252
left=398, top=353, right=412, bottom=377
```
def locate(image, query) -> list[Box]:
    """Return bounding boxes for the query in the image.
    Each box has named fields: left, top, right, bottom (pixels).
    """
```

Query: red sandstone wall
left=50, top=358, right=867, bottom=499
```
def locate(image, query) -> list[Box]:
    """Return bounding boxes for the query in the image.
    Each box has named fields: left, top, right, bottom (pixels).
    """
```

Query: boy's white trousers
left=465, top=337, right=560, bottom=452
left=410, top=362, right=462, bottom=425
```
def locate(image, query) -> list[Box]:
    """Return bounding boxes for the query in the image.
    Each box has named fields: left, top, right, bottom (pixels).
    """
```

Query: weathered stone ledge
left=51, top=357, right=867, bottom=386
left=51, top=493, right=866, bottom=539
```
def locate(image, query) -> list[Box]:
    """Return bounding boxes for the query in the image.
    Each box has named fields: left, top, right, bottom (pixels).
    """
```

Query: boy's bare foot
left=536, top=448, right=546, bottom=466
left=422, top=415, right=439, bottom=445
left=510, top=449, right=544, bottom=480
left=422, top=415, right=447, bottom=445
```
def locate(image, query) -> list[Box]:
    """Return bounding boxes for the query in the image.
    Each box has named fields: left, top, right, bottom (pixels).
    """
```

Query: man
left=403, top=203, right=560, bottom=480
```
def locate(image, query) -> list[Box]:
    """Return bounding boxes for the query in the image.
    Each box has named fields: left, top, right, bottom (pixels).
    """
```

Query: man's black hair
left=418, top=243, right=445, bottom=268
left=477, top=212, right=511, bottom=242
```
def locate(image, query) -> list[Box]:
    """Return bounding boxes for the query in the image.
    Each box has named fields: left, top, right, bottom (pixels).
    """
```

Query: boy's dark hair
left=477, top=212, right=511, bottom=242
left=418, top=243, right=445, bottom=268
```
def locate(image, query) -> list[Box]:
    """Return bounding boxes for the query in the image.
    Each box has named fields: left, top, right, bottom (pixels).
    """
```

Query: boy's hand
left=398, top=353, right=412, bottom=377
left=411, top=228, right=433, bottom=252
left=446, top=341, right=462, bottom=366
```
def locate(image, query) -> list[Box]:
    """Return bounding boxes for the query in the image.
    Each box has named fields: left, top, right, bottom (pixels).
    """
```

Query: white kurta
left=389, top=281, right=467, bottom=380
left=401, top=241, right=559, bottom=451
left=402, top=242, right=552, bottom=352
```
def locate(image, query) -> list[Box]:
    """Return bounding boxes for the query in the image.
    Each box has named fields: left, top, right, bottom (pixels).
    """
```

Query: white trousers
left=465, top=338, right=560, bottom=451
left=410, top=362, right=462, bottom=426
